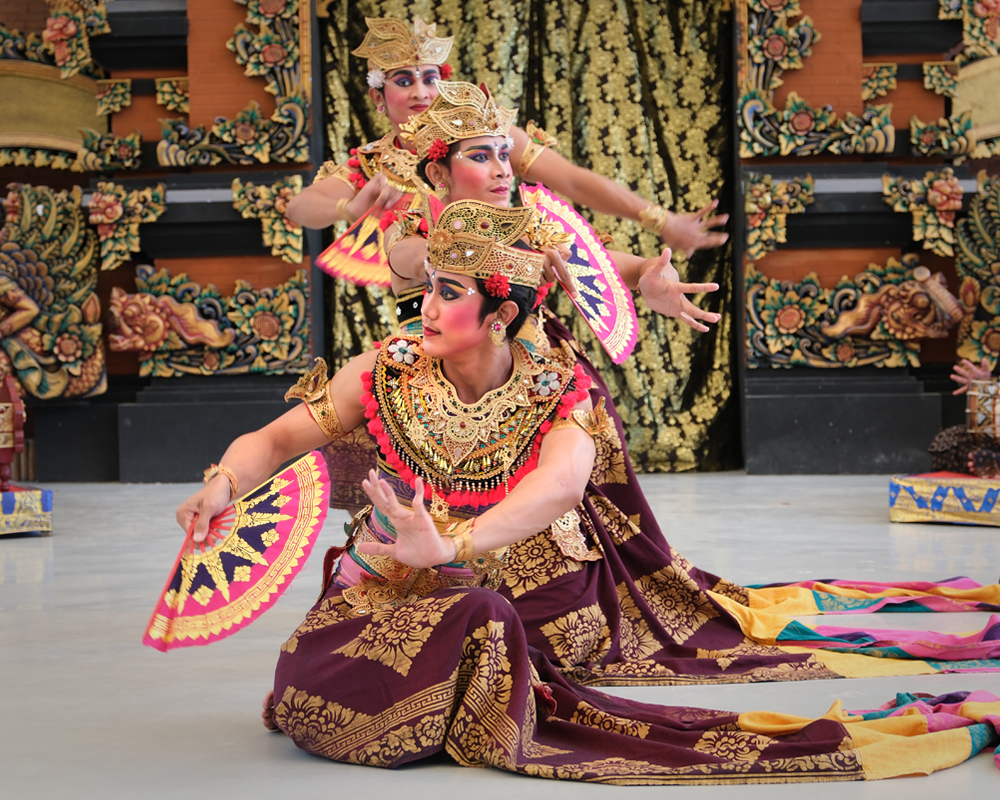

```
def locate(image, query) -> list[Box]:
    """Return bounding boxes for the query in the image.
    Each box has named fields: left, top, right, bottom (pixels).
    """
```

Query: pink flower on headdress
left=440, top=63, right=452, bottom=79
left=485, top=273, right=510, bottom=298
left=427, top=139, right=450, bottom=161
left=378, top=210, right=399, bottom=231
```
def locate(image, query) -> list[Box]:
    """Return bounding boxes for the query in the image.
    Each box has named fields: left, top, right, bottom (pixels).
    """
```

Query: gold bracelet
left=203, top=463, right=239, bottom=502
left=443, top=518, right=475, bottom=563
left=638, top=203, right=669, bottom=236
left=336, top=196, right=356, bottom=223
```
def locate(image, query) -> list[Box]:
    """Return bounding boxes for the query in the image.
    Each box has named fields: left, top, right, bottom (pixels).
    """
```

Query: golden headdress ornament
left=351, top=17, right=454, bottom=88
left=399, top=81, right=518, bottom=159
left=427, top=201, right=547, bottom=292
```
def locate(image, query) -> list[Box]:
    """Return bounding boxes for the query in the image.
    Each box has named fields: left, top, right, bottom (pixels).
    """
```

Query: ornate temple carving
left=743, top=172, right=814, bottom=261
left=88, top=182, right=166, bottom=271
left=95, top=78, right=131, bottom=115
left=155, top=77, right=189, bottom=114
left=737, top=1, right=895, bottom=157
left=231, top=176, right=303, bottom=264
left=746, top=255, right=962, bottom=369
left=882, top=168, right=965, bottom=257
left=0, top=183, right=105, bottom=398
left=954, top=172, right=1000, bottom=366
left=156, top=0, right=310, bottom=167
left=108, top=264, right=310, bottom=377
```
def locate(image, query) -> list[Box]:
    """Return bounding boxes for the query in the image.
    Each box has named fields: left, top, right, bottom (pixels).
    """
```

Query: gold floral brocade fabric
left=318, top=0, right=735, bottom=472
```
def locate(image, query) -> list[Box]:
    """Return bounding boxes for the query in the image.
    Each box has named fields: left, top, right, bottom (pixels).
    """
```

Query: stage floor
left=2, top=473, right=999, bottom=797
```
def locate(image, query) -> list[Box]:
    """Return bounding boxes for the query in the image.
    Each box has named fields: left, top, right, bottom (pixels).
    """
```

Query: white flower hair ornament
left=367, top=68, right=386, bottom=89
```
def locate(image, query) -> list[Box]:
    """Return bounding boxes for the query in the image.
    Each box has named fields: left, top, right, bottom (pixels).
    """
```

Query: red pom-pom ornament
left=440, top=63, right=452, bottom=80
left=427, top=138, right=450, bottom=161
left=485, top=273, right=511, bottom=298
left=378, top=210, right=399, bottom=231
left=534, top=282, right=553, bottom=309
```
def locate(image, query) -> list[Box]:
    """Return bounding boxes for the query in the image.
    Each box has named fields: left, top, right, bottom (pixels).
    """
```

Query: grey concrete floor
left=2, top=473, right=999, bottom=798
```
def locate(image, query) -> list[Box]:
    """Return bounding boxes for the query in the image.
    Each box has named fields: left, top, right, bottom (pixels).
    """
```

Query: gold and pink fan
left=520, top=184, right=638, bottom=364
left=314, top=206, right=399, bottom=287
left=143, top=451, right=330, bottom=652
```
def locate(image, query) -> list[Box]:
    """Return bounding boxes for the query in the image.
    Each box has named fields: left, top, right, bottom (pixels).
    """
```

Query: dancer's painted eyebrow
left=436, top=277, right=465, bottom=290
left=459, top=145, right=499, bottom=155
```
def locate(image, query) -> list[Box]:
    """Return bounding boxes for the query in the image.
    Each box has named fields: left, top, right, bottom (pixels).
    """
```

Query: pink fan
left=520, top=184, right=638, bottom=364
left=144, top=451, right=330, bottom=651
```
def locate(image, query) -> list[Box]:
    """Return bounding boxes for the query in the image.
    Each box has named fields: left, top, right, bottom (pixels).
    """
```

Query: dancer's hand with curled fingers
left=357, top=473, right=455, bottom=568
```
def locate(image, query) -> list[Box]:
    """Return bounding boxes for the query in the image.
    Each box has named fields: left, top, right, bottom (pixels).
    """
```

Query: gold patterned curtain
left=318, top=0, right=737, bottom=471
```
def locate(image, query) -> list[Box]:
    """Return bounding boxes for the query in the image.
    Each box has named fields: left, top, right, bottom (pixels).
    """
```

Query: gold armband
left=638, top=204, right=670, bottom=236
left=443, top=517, right=475, bottom=563
left=313, top=159, right=355, bottom=187
left=285, top=358, right=345, bottom=440
left=548, top=398, right=612, bottom=439
left=517, top=121, right=559, bottom=177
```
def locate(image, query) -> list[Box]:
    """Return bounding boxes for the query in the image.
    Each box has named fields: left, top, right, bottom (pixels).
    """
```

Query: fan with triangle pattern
left=144, top=451, right=330, bottom=652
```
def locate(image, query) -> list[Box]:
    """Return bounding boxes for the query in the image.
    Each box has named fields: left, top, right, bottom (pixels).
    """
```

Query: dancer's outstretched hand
left=637, top=249, right=721, bottom=333
left=358, top=473, right=453, bottom=568
left=659, top=200, right=729, bottom=257
left=951, top=357, right=992, bottom=395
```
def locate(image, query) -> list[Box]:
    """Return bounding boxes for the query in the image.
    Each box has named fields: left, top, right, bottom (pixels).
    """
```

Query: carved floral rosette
left=0, top=183, right=105, bottom=399
left=232, top=175, right=303, bottom=264
left=955, top=172, right=1000, bottom=366
left=88, top=182, right=166, bottom=271
left=155, top=77, right=189, bottom=114
left=861, top=64, right=897, bottom=101
left=77, top=129, right=142, bottom=172
left=156, top=0, right=309, bottom=167
left=737, top=1, right=895, bottom=157
left=108, top=264, right=310, bottom=378
left=910, top=110, right=975, bottom=159
left=745, top=254, right=962, bottom=369
left=95, top=79, right=132, bottom=115
left=744, top=172, right=813, bottom=262
left=922, top=62, right=959, bottom=97
left=882, top=168, right=965, bottom=257
left=0, top=1, right=110, bottom=79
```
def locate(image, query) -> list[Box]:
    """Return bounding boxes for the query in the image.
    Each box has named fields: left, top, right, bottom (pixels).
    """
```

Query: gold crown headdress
left=428, top=201, right=547, bottom=292
left=399, top=81, right=518, bottom=159
left=351, top=17, right=454, bottom=88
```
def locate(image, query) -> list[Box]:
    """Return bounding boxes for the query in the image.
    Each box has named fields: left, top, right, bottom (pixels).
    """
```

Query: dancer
left=176, top=197, right=1000, bottom=782
left=286, top=16, right=728, bottom=259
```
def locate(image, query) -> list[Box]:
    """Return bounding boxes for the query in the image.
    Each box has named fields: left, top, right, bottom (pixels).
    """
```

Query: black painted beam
left=861, top=1, right=963, bottom=54
left=91, top=8, right=188, bottom=71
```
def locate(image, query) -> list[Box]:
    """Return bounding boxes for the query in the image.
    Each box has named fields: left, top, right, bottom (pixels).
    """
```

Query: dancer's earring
left=489, top=320, right=506, bottom=347
left=434, top=181, right=449, bottom=200
left=377, top=104, right=385, bottom=113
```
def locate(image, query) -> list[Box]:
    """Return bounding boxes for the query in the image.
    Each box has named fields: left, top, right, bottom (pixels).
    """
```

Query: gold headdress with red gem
left=399, top=81, right=518, bottom=159
left=428, top=201, right=547, bottom=291
left=351, top=17, right=454, bottom=87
